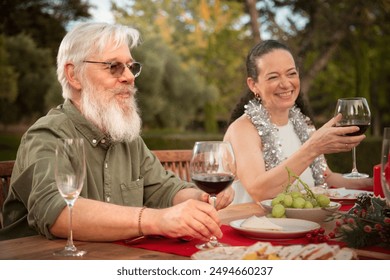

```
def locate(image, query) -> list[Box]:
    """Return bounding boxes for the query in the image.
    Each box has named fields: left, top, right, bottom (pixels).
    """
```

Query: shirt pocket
left=119, top=176, right=144, bottom=207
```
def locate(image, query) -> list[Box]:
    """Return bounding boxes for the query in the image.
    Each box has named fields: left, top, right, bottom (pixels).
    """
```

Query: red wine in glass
left=337, top=123, right=370, bottom=136
left=190, top=141, right=236, bottom=250
left=334, top=97, right=371, bottom=179
left=192, top=173, right=235, bottom=194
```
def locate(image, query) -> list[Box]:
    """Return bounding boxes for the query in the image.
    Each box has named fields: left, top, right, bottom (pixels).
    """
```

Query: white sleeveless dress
left=231, top=120, right=315, bottom=204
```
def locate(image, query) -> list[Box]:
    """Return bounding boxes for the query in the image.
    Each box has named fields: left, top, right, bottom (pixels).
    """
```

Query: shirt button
left=101, top=139, right=106, bottom=144
left=92, top=139, right=97, bottom=144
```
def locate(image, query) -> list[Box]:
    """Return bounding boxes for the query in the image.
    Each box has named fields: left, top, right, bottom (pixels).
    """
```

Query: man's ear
left=64, top=63, right=82, bottom=90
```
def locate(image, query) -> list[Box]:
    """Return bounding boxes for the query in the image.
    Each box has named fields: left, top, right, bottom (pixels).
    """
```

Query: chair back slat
left=152, top=150, right=192, bottom=182
left=0, top=160, right=15, bottom=227
left=0, top=151, right=193, bottom=227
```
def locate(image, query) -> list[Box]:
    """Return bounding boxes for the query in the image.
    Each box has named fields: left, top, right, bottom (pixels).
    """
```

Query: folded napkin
left=240, top=215, right=283, bottom=231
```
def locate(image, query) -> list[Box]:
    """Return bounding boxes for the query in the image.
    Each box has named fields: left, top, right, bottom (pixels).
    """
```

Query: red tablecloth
left=339, top=204, right=354, bottom=211
left=115, top=200, right=389, bottom=259
left=115, top=224, right=388, bottom=258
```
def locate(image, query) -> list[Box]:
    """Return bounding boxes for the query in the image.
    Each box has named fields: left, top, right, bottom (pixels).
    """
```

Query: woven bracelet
left=138, top=206, right=146, bottom=236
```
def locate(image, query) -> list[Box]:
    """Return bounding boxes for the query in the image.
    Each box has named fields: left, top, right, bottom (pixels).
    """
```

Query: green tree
left=0, top=0, right=92, bottom=126
left=291, top=0, right=389, bottom=135
left=0, top=34, right=19, bottom=127
left=2, top=34, right=59, bottom=123
left=245, top=0, right=389, bottom=135
left=132, top=36, right=216, bottom=130
left=113, top=0, right=248, bottom=132
left=0, top=0, right=92, bottom=59
left=0, top=34, right=18, bottom=102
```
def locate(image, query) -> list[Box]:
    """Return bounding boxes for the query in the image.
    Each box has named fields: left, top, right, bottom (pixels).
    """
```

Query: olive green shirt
left=0, top=99, right=193, bottom=240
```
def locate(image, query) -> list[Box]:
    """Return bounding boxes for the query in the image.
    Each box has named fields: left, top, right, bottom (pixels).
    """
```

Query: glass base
left=53, top=246, right=87, bottom=257
left=343, top=172, right=369, bottom=179
left=195, top=239, right=229, bottom=250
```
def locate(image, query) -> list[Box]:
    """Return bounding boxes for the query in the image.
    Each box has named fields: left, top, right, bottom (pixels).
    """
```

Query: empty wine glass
left=53, top=138, right=86, bottom=257
left=190, top=141, right=236, bottom=250
left=381, top=127, right=390, bottom=206
left=334, top=97, right=371, bottom=178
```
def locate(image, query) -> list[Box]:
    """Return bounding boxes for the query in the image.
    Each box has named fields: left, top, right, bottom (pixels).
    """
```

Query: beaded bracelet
left=138, top=206, right=146, bottom=236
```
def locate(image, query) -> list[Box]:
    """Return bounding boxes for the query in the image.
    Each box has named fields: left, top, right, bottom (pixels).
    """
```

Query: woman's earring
left=255, top=93, right=262, bottom=102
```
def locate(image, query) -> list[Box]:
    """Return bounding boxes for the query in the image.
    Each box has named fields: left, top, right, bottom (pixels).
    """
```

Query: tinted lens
left=128, top=62, right=142, bottom=77
left=109, top=62, right=125, bottom=77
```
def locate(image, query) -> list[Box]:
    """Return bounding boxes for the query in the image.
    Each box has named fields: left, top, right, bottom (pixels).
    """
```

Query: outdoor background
left=1, top=0, right=389, bottom=176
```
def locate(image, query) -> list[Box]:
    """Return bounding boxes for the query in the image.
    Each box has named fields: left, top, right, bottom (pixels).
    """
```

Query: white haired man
left=1, top=22, right=233, bottom=242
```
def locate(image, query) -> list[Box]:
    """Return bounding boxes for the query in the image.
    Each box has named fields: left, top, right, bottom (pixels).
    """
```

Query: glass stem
left=65, top=204, right=76, bottom=251
left=351, top=147, right=358, bottom=173
left=208, top=195, right=218, bottom=247
left=209, top=194, right=217, bottom=208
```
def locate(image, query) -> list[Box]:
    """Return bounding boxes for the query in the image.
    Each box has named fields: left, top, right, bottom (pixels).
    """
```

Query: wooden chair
left=152, top=150, right=193, bottom=182
left=0, top=160, right=15, bottom=227
left=0, top=150, right=193, bottom=226
left=0, top=151, right=193, bottom=210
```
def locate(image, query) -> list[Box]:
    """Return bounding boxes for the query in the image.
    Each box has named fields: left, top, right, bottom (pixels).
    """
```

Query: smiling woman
left=223, top=39, right=373, bottom=205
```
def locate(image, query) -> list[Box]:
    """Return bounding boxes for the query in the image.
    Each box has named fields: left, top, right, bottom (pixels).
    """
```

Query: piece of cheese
left=307, top=244, right=339, bottom=260
left=332, top=248, right=357, bottom=260
left=277, top=245, right=304, bottom=260
left=240, top=215, right=283, bottom=231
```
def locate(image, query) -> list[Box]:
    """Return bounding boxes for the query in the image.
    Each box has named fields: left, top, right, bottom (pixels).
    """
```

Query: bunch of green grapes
left=270, top=191, right=331, bottom=218
left=270, top=168, right=331, bottom=218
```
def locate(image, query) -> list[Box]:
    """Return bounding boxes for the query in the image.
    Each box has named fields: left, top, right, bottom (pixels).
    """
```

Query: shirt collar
left=62, top=99, right=112, bottom=148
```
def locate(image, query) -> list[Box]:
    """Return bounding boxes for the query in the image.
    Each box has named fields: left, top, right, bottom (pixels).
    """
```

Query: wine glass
left=380, top=127, right=390, bottom=206
left=334, top=97, right=371, bottom=179
left=53, top=138, right=87, bottom=257
left=190, top=141, right=236, bottom=250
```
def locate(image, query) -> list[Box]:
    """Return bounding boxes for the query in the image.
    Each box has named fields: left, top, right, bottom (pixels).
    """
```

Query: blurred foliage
left=0, top=0, right=92, bottom=125
left=0, top=129, right=382, bottom=176
left=0, top=0, right=389, bottom=140
left=0, top=0, right=92, bottom=59
left=132, top=36, right=217, bottom=130
left=141, top=130, right=223, bottom=150
left=0, top=34, right=59, bottom=124
left=113, top=0, right=250, bottom=132
left=0, top=134, right=21, bottom=161
left=111, top=0, right=390, bottom=135
left=283, top=0, right=390, bottom=136
left=0, top=34, right=18, bottom=102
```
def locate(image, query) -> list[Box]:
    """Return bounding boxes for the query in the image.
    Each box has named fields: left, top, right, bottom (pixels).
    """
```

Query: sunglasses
left=83, top=60, right=142, bottom=78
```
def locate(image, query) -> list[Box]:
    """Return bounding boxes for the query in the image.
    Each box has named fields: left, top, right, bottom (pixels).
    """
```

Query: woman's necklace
left=244, top=99, right=327, bottom=186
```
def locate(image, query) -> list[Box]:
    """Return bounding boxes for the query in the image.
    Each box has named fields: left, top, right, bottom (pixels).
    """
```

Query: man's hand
left=146, top=199, right=222, bottom=241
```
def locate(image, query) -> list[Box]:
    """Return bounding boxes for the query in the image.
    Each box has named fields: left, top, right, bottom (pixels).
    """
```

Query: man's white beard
left=80, top=83, right=142, bottom=142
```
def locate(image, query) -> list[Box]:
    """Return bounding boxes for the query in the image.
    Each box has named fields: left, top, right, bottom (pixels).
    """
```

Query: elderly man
left=1, top=22, right=233, bottom=242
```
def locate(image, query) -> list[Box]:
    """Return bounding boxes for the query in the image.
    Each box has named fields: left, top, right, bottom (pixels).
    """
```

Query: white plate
left=230, top=218, right=320, bottom=239
left=328, top=189, right=373, bottom=202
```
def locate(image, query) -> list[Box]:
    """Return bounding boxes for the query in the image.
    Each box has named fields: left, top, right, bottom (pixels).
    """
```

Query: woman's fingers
left=214, top=187, right=234, bottom=210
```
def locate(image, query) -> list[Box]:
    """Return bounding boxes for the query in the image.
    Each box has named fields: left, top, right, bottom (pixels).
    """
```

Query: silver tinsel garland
left=245, top=99, right=327, bottom=186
